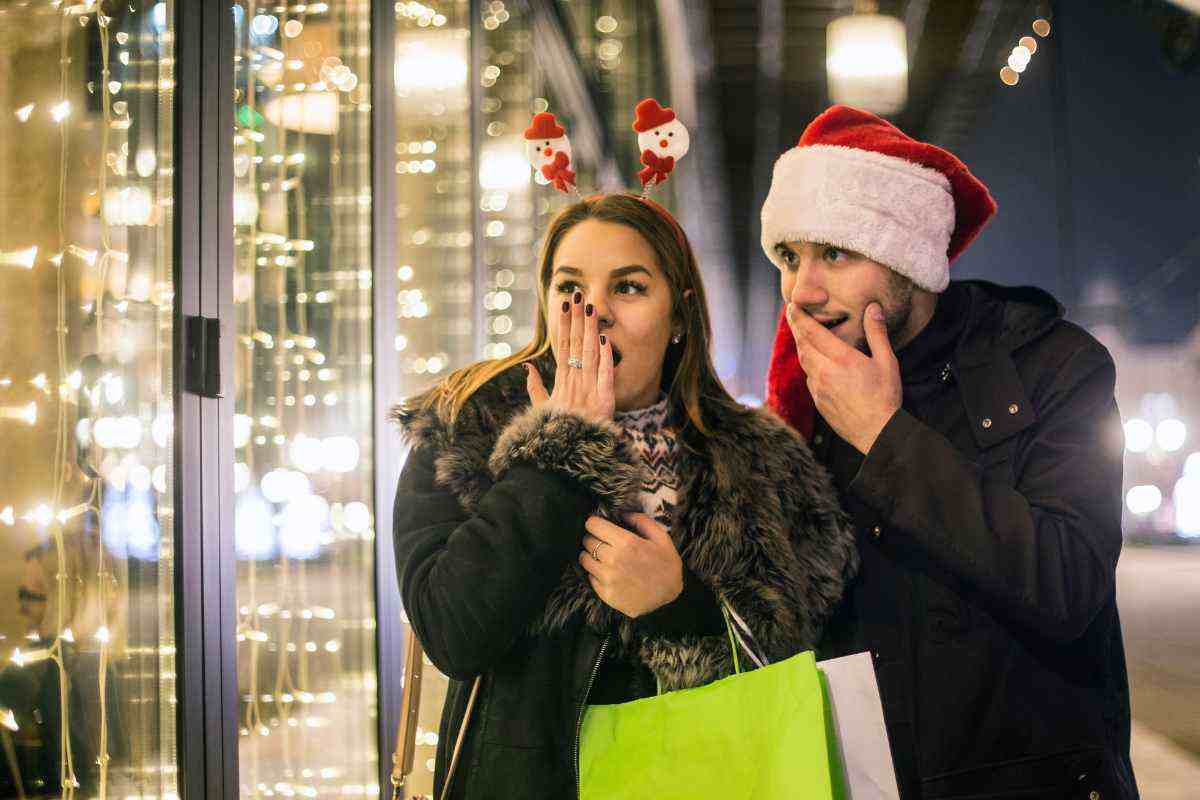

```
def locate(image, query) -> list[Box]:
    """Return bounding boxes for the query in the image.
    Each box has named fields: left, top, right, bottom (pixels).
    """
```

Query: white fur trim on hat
left=760, top=144, right=956, bottom=292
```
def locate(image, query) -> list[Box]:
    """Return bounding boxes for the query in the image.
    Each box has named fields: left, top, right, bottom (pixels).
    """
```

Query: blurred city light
left=1126, top=484, right=1163, bottom=515
left=826, top=11, right=907, bottom=115
left=1124, top=418, right=1154, bottom=453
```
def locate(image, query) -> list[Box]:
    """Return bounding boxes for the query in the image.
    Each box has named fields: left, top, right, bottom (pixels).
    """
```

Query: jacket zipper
left=574, top=635, right=609, bottom=799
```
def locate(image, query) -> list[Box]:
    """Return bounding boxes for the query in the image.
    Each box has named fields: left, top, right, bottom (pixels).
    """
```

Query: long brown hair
left=406, top=193, right=734, bottom=436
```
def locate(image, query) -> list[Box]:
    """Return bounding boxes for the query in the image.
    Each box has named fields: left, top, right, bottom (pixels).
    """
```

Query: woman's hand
left=579, top=512, right=683, bottom=618
left=526, top=290, right=614, bottom=424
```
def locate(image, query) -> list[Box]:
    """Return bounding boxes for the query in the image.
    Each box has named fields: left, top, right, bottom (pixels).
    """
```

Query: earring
left=671, top=333, right=683, bottom=344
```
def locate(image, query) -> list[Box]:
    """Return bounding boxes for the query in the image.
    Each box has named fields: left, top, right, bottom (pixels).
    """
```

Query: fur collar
left=392, top=355, right=856, bottom=690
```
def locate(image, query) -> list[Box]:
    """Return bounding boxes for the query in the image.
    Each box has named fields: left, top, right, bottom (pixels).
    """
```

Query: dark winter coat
left=391, top=355, right=856, bottom=799
left=815, top=281, right=1138, bottom=800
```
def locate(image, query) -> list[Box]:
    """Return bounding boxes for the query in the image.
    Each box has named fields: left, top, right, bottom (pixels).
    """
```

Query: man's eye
left=824, top=247, right=846, bottom=262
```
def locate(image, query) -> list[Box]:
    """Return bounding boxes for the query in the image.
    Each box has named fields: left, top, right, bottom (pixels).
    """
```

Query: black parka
left=815, top=281, right=1138, bottom=800
left=391, top=358, right=856, bottom=799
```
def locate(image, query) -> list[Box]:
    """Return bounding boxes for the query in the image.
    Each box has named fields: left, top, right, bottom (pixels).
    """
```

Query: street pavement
left=1116, top=545, right=1200, bottom=797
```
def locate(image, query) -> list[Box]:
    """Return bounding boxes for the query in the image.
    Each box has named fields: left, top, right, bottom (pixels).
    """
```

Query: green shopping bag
left=579, top=605, right=846, bottom=800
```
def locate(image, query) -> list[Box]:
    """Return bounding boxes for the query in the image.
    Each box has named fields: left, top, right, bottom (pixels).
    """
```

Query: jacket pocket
left=921, top=746, right=1115, bottom=800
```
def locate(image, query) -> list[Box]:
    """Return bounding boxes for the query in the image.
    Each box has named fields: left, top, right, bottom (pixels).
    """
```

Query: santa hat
left=632, top=98, right=676, bottom=132
left=524, top=112, right=565, bottom=140
left=763, top=105, right=996, bottom=438
left=760, top=105, right=995, bottom=293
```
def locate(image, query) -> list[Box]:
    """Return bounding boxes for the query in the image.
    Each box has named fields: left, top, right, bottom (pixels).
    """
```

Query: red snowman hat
left=524, top=112, right=565, bottom=141
left=632, top=98, right=676, bottom=132
left=763, top=105, right=996, bottom=438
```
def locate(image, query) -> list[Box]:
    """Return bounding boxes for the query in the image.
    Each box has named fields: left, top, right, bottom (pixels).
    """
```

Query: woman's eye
left=554, top=281, right=577, bottom=294
left=615, top=281, right=647, bottom=295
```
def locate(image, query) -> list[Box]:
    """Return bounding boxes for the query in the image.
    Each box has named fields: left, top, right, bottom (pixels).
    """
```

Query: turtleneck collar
left=613, top=393, right=671, bottom=433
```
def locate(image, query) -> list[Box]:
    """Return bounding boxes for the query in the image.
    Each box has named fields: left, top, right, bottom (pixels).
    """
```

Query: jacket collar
left=951, top=280, right=1064, bottom=367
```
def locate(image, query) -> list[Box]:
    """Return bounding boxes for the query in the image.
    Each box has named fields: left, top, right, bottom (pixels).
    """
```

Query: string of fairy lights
left=232, top=1, right=378, bottom=797
left=2, top=1, right=177, bottom=797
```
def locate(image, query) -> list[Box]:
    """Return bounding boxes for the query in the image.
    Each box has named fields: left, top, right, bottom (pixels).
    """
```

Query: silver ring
left=590, top=546, right=600, bottom=561
left=567, top=356, right=584, bottom=369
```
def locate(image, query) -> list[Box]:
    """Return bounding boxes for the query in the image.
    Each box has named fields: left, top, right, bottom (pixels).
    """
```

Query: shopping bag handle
left=720, top=599, right=769, bottom=669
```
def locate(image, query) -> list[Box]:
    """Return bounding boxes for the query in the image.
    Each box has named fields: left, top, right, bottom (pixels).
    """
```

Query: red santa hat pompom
left=524, top=112, right=566, bottom=140
left=762, top=105, right=996, bottom=438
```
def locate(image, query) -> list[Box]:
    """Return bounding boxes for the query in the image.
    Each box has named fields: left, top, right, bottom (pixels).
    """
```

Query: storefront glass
left=230, top=2, right=379, bottom=796
left=0, top=2, right=179, bottom=797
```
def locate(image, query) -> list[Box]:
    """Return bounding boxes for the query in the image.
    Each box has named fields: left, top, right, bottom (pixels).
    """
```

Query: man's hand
left=579, top=512, right=683, bottom=619
left=787, top=302, right=902, bottom=454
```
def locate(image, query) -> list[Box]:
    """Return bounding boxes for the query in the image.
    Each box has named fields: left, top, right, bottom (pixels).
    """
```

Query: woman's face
left=547, top=219, right=676, bottom=412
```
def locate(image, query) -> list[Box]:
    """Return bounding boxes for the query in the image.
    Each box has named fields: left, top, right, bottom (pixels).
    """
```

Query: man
left=761, top=105, right=1138, bottom=799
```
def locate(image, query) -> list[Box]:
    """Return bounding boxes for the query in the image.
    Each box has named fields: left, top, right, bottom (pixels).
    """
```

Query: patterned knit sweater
left=612, top=394, right=680, bottom=529
left=589, top=395, right=686, bottom=704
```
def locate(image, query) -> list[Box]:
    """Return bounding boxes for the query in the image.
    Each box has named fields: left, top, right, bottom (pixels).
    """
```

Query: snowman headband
left=523, top=97, right=691, bottom=200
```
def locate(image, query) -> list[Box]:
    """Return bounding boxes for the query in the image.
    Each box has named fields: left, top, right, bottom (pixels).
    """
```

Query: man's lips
left=814, top=315, right=849, bottom=331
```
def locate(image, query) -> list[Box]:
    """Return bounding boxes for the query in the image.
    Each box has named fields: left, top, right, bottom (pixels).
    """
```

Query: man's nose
left=789, top=259, right=828, bottom=307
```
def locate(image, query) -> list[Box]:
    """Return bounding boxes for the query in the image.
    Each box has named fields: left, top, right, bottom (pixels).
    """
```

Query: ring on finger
left=568, top=356, right=584, bottom=369
left=589, top=546, right=601, bottom=561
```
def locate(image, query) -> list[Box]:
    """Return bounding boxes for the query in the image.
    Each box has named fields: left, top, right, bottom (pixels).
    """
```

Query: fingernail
left=869, top=304, right=884, bottom=320
left=586, top=303, right=594, bottom=317
left=562, top=300, right=570, bottom=313
left=573, top=291, right=582, bottom=304
left=600, top=335, right=607, bottom=345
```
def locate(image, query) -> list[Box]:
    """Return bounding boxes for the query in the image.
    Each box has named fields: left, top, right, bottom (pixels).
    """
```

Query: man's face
left=775, top=240, right=915, bottom=354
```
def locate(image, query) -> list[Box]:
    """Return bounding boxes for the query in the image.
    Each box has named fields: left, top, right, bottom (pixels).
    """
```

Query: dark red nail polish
left=586, top=303, right=594, bottom=317
left=573, top=291, right=582, bottom=304
left=600, top=335, right=607, bottom=345
left=562, top=300, right=569, bottom=313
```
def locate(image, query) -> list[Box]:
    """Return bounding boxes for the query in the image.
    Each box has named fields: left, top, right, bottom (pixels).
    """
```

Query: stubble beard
left=853, top=271, right=915, bottom=356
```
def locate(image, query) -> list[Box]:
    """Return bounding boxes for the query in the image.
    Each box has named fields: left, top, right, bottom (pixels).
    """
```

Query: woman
left=392, top=193, right=856, bottom=799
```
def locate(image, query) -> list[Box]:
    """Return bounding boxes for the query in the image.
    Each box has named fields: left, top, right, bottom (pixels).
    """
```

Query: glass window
left=230, top=2, right=378, bottom=796
left=0, top=3, right=177, bottom=798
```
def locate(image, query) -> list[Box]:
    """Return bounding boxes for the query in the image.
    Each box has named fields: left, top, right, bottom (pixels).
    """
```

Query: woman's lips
left=611, top=344, right=623, bottom=367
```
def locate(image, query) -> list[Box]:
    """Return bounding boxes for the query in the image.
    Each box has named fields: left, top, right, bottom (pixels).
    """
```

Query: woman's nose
left=590, top=299, right=613, bottom=328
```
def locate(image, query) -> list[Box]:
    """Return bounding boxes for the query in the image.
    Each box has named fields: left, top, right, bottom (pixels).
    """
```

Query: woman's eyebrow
left=551, top=265, right=653, bottom=279
left=610, top=265, right=652, bottom=279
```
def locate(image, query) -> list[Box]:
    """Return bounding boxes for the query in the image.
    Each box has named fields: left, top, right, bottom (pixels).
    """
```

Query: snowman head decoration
left=524, top=112, right=576, bottom=192
left=632, top=98, right=690, bottom=188
left=522, top=99, right=692, bottom=197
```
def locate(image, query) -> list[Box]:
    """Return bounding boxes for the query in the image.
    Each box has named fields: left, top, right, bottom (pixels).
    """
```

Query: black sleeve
left=393, top=445, right=594, bottom=679
left=633, top=565, right=726, bottom=638
left=849, top=345, right=1123, bottom=643
left=394, top=406, right=644, bottom=679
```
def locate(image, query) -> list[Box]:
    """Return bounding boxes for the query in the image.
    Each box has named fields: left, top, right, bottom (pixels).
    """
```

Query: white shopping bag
left=817, top=652, right=901, bottom=800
